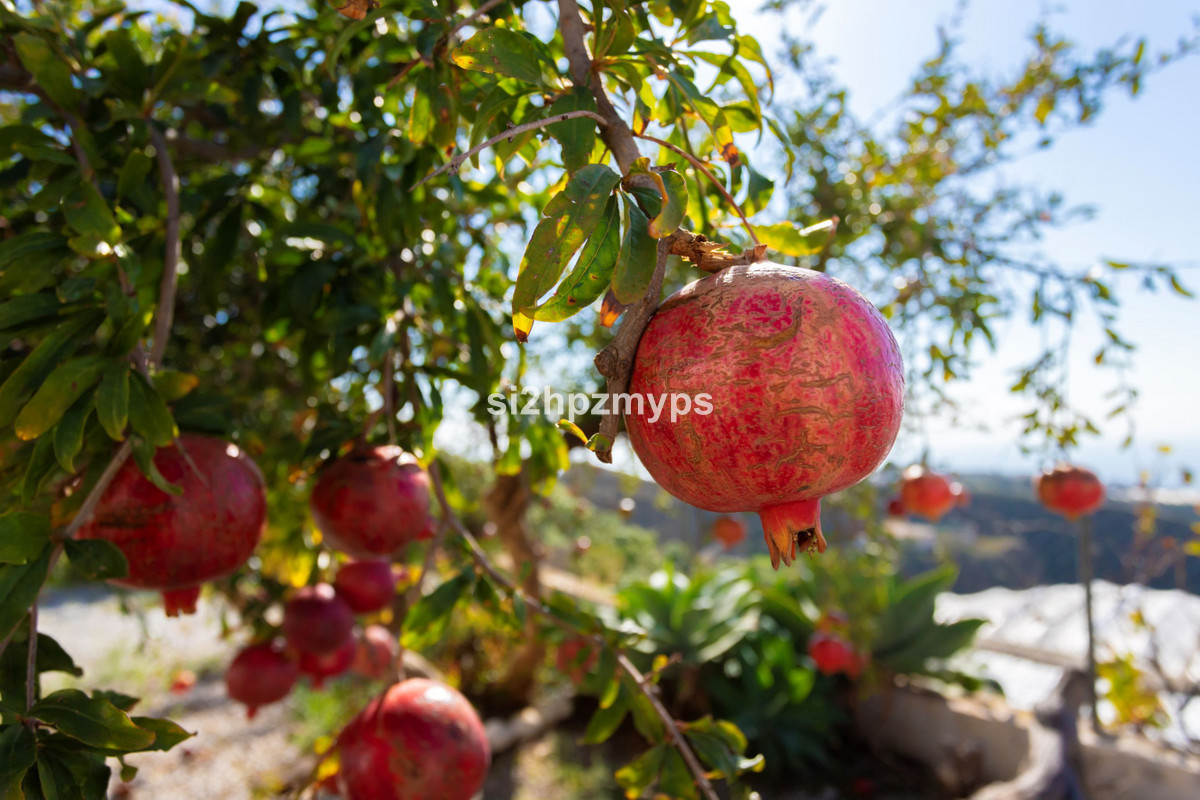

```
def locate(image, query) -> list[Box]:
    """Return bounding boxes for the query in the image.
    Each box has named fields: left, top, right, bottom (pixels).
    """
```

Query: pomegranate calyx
left=759, top=498, right=827, bottom=570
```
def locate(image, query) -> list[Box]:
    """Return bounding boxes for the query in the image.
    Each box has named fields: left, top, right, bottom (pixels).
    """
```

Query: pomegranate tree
left=1036, top=464, right=1105, bottom=520
left=626, top=264, right=904, bottom=568
left=898, top=465, right=957, bottom=522
left=226, top=641, right=299, bottom=718
left=310, top=445, right=434, bottom=558
left=711, top=515, right=747, bottom=549
left=282, top=584, right=355, bottom=655
left=336, top=678, right=491, bottom=800
left=334, top=560, right=400, bottom=614
left=76, top=434, right=267, bottom=614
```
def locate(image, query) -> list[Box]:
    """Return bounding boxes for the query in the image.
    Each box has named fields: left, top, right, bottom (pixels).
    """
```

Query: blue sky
left=736, top=0, right=1200, bottom=486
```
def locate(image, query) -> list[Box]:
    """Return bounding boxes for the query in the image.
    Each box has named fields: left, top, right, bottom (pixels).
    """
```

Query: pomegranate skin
left=1036, top=464, right=1105, bottom=520
left=76, top=435, right=267, bottom=609
left=336, top=678, right=491, bottom=800
left=226, top=641, right=299, bottom=719
left=711, top=516, right=746, bottom=549
left=626, top=264, right=904, bottom=569
left=282, top=584, right=356, bottom=655
left=310, top=446, right=433, bottom=558
left=299, top=636, right=356, bottom=689
left=334, top=560, right=398, bottom=614
left=898, top=465, right=957, bottom=522
left=808, top=632, right=863, bottom=678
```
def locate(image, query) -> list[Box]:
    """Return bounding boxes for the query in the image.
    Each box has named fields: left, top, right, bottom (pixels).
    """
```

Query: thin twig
left=146, top=124, right=181, bottom=367
left=635, top=132, right=759, bottom=245
left=411, top=110, right=609, bottom=189
left=383, top=348, right=397, bottom=445
left=425, top=460, right=720, bottom=800
left=447, top=0, right=508, bottom=40
left=24, top=601, right=38, bottom=715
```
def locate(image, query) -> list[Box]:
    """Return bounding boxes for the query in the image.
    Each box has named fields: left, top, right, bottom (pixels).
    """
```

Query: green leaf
left=0, top=294, right=61, bottom=332
left=116, top=151, right=153, bottom=201
left=62, top=539, right=128, bottom=581
left=529, top=195, right=620, bottom=322
left=0, top=724, right=36, bottom=798
left=0, top=513, right=50, bottom=565
left=450, top=28, right=549, bottom=86
left=127, top=373, right=177, bottom=448
left=128, top=717, right=193, bottom=752
left=35, top=749, right=84, bottom=800
left=130, top=437, right=182, bottom=495
left=13, top=357, right=107, bottom=442
left=21, top=436, right=57, bottom=506
left=614, top=744, right=667, bottom=798
left=105, top=28, right=149, bottom=99
left=0, top=550, right=51, bottom=644
left=401, top=571, right=474, bottom=650
left=467, top=86, right=533, bottom=167
left=53, top=395, right=92, bottom=474
left=31, top=690, right=155, bottom=752
left=582, top=691, right=628, bottom=744
left=611, top=195, right=658, bottom=305
left=755, top=220, right=834, bottom=257
left=0, top=233, right=68, bottom=275
left=547, top=88, right=597, bottom=174
left=647, top=170, right=688, bottom=238
left=61, top=185, right=121, bottom=244
left=151, top=370, right=199, bottom=402
left=95, top=364, right=129, bottom=441
left=513, top=165, right=621, bottom=315
left=658, top=748, right=699, bottom=799
left=13, top=34, right=80, bottom=110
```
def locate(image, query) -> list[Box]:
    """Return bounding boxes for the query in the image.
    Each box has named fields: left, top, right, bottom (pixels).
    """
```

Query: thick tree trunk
left=482, top=469, right=544, bottom=710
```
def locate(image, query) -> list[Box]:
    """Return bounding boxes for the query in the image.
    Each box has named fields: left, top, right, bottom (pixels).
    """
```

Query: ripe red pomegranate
left=711, top=515, right=746, bottom=549
left=352, top=624, right=399, bottom=680
left=299, top=635, right=356, bottom=689
left=334, top=560, right=398, bottom=614
left=336, top=678, right=491, bottom=800
left=226, top=641, right=299, bottom=718
left=898, top=465, right=957, bottom=522
left=626, top=264, right=904, bottom=569
left=309, top=446, right=433, bottom=558
left=282, top=584, right=355, bottom=655
left=1035, top=464, right=1105, bottom=520
left=808, top=632, right=863, bottom=678
left=76, top=434, right=267, bottom=613
left=885, top=496, right=906, bottom=517
left=555, top=638, right=598, bottom=685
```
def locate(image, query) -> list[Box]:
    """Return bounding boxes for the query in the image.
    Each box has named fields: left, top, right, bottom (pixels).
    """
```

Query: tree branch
left=147, top=124, right=182, bottom=367
left=411, top=110, right=609, bottom=189
left=635, top=132, right=759, bottom=245
left=424, top=460, right=720, bottom=800
left=24, top=601, right=37, bottom=717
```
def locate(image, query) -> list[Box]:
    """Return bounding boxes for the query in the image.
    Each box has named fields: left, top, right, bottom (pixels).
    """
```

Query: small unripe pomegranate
left=299, top=636, right=356, bottom=689
left=808, top=632, right=863, bottom=678
left=898, top=465, right=957, bottom=522
left=76, top=434, right=267, bottom=614
left=310, top=445, right=433, bottom=558
left=1035, top=464, right=1105, bottom=520
left=626, top=264, right=904, bottom=569
left=336, top=678, right=491, bottom=800
left=885, top=496, right=906, bottom=517
left=352, top=624, right=399, bottom=680
left=711, top=516, right=746, bottom=549
left=334, top=560, right=398, bottom=614
left=555, top=638, right=598, bottom=685
left=283, top=584, right=355, bottom=655
left=226, top=641, right=299, bottom=718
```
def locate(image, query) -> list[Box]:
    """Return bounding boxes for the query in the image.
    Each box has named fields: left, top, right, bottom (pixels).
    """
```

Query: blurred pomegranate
left=283, top=584, right=355, bottom=655
left=334, top=560, right=399, bottom=614
left=226, top=641, right=299, bottom=718
left=898, top=465, right=957, bottom=522
left=808, top=632, right=863, bottom=678
left=336, top=678, right=490, bottom=800
left=352, top=624, right=400, bottom=680
left=76, top=435, right=266, bottom=615
left=711, top=516, right=746, bottom=549
left=555, top=638, right=598, bottom=685
left=625, top=264, right=904, bottom=569
left=885, top=496, right=906, bottom=517
left=299, top=636, right=356, bottom=689
left=310, top=445, right=433, bottom=558
left=1035, top=464, right=1105, bottom=520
